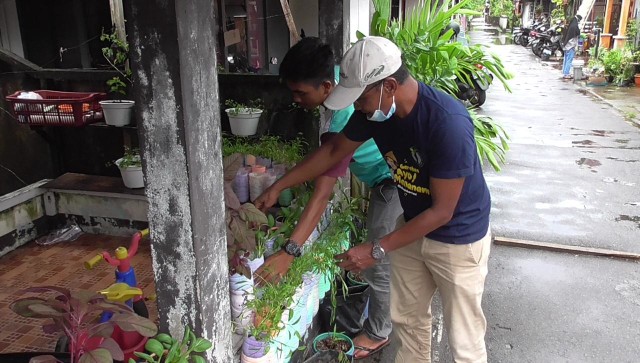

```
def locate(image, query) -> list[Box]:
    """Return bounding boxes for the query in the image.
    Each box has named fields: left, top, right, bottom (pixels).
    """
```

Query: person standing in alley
left=562, top=14, right=583, bottom=79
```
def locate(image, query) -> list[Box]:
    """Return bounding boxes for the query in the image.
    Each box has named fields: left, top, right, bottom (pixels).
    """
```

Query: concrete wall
left=0, top=179, right=149, bottom=258
left=0, top=181, right=48, bottom=257
left=15, top=0, right=111, bottom=69
left=0, top=67, right=53, bottom=196
left=0, top=0, right=24, bottom=57
left=291, top=0, right=319, bottom=37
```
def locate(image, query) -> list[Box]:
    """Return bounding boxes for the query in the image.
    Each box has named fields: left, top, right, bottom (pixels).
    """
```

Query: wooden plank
left=280, top=0, right=300, bottom=44
left=494, top=236, right=640, bottom=260
left=109, top=0, right=127, bottom=43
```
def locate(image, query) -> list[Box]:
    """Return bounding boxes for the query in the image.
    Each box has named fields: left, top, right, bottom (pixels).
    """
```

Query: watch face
left=285, top=241, right=301, bottom=257
left=372, top=246, right=384, bottom=260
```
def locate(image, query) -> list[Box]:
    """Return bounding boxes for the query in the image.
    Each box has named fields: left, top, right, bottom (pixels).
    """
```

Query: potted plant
left=115, top=147, right=145, bottom=189
left=10, top=286, right=157, bottom=363
left=312, top=329, right=355, bottom=362
left=224, top=98, right=264, bottom=137
left=99, top=29, right=135, bottom=127
left=132, top=325, right=212, bottom=363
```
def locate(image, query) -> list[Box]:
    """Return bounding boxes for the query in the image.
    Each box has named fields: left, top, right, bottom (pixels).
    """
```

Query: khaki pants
left=389, top=218, right=492, bottom=363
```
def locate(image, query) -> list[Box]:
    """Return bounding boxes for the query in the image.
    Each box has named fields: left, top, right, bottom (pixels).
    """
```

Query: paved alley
left=472, top=20, right=640, bottom=363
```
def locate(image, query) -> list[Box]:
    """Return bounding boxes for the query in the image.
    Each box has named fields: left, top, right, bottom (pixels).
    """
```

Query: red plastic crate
left=5, top=90, right=107, bottom=127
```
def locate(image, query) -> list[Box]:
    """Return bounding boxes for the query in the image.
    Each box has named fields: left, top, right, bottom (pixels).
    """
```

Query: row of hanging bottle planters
left=222, top=143, right=361, bottom=362
left=231, top=154, right=294, bottom=206
left=229, top=204, right=356, bottom=362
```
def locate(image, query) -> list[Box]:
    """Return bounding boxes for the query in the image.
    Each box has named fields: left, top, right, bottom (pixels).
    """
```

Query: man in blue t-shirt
left=255, top=36, right=492, bottom=363
left=254, top=37, right=402, bottom=359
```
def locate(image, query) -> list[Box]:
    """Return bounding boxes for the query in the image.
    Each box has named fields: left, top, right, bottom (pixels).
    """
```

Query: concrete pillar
left=125, top=1, right=232, bottom=362
left=613, top=0, right=632, bottom=48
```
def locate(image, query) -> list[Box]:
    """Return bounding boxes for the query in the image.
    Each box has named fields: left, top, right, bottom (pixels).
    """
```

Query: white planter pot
left=100, top=100, right=135, bottom=127
left=499, top=16, right=508, bottom=30
left=248, top=255, right=265, bottom=276
left=116, top=158, right=144, bottom=189
left=230, top=273, right=255, bottom=293
left=226, top=108, right=263, bottom=136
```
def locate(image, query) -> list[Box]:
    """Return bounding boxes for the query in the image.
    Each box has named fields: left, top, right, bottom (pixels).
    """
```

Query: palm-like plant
left=364, top=0, right=512, bottom=171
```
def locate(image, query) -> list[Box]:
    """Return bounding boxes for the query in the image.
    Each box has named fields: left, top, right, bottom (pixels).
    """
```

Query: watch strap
left=282, top=239, right=302, bottom=257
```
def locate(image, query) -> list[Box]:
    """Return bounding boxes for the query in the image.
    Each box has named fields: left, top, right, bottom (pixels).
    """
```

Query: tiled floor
left=0, top=233, right=157, bottom=353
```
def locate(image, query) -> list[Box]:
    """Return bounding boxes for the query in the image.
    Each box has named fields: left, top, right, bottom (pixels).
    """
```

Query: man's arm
left=254, top=175, right=337, bottom=285
left=255, top=133, right=362, bottom=210
left=337, top=176, right=465, bottom=272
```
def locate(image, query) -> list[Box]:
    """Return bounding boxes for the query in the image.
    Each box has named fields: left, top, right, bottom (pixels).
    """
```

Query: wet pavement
left=469, top=19, right=640, bottom=363
left=471, top=21, right=640, bottom=253
left=578, top=85, right=640, bottom=125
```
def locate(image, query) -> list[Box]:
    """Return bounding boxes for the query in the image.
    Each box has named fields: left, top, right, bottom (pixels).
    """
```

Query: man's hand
left=253, top=250, right=295, bottom=286
left=254, top=185, right=281, bottom=212
left=335, top=243, right=376, bottom=274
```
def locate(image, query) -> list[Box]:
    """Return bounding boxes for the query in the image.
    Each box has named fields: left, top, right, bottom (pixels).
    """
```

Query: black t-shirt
left=343, top=82, right=490, bottom=244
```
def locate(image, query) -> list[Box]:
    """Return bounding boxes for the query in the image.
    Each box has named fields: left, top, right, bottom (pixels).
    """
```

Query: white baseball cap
left=324, top=36, right=402, bottom=110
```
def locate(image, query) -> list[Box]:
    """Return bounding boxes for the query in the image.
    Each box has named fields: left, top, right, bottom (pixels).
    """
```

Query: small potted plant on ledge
left=100, top=29, right=135, bottom=127
left=115, top=147, right=144, bottom=189
left=224, top=98, right=264, bottom=137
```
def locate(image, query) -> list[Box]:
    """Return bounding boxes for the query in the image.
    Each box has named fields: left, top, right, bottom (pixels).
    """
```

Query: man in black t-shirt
left=255, top=36, right=492, bottom=363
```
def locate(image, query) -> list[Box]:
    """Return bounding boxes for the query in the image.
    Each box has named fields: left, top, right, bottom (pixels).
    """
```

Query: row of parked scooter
left=512, top=16, right=566, bottom=61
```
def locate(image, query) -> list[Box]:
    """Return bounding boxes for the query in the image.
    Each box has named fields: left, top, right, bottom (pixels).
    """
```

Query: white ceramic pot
left=226, top=108, right=263, bottom=136
left=116, top=158, right=144, bottom=189
left=100, top=100, right=135, bottom=127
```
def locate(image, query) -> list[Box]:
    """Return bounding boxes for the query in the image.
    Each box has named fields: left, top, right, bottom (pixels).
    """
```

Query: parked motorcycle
left=530, top=21, right=563, bottom=58
left=443, top=21, right=493, bottom=107
left=540, top=23, right=565, bottom=61
left=456, top=65, right=493, bottom=107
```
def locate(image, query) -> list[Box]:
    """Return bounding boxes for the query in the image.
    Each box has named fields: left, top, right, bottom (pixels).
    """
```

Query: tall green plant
left=365, top=0, right=512, bottom=171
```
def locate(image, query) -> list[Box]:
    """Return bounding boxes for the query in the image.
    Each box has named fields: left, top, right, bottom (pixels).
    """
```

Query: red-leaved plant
left=10, top=286, right=157, bottom=363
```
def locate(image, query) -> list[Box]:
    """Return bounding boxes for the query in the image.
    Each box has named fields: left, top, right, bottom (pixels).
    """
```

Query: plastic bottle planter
left=231, top=303, right=254, bottom=335
left=241, top=335, right=276, bottom=362
left=303, top=273, right=320, bottom=329
left=264, top=237, right=278, bottom=258
left=230, top=273, right=255, bottom=293
left=278, top=188, right=293, bottom=207
left=268, top=309, right=295, bottom=362
left=248, top=255, right=265, bottom=276
left=100, top=100, right=135, bottom=127
left=318, top=271, right=332, bottom=298
left=233, top=168, right=250, bottom=203
left=313, top=332, right=355, bottom=357
left=115, top=158, right=144, bottom=189
left=226, top=108, right=263, bottom=137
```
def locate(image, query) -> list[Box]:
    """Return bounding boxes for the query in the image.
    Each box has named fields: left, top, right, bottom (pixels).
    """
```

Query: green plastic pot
left=313, top=332, right=355, bottom=357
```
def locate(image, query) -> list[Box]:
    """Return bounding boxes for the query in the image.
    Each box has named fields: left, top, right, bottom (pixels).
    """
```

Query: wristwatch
left=282, top=239, right=302, bottom=257
left=371, top=239, right=386, bottom=260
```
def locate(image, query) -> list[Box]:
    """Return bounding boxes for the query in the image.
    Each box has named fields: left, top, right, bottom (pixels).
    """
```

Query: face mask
left=367, top=85, right=396, bottom=122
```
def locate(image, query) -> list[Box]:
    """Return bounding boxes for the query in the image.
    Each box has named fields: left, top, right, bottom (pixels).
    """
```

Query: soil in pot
left=316, top=337, right=351, bottom=353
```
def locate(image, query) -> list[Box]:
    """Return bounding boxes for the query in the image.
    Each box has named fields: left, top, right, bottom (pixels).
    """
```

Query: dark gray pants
left=360, top=182, right=403, bottom=341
